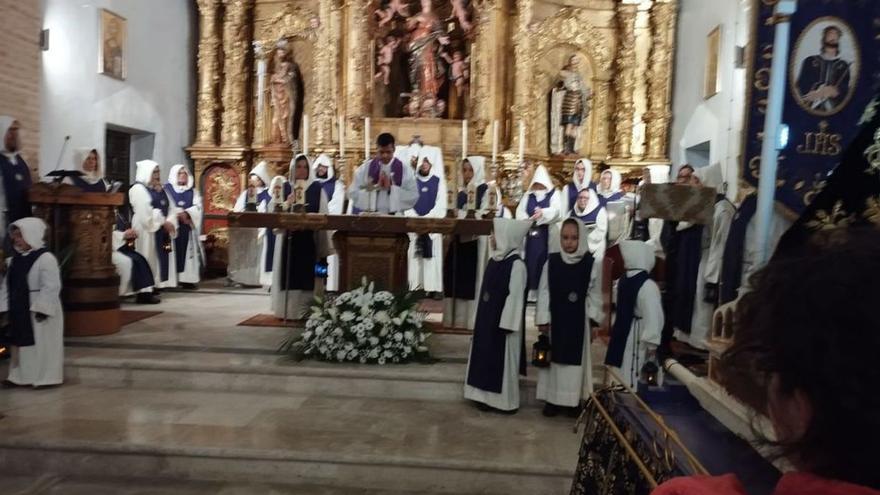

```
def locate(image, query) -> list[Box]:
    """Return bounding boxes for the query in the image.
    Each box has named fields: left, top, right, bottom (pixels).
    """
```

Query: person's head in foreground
left=654, top=227, right=880, bottom=494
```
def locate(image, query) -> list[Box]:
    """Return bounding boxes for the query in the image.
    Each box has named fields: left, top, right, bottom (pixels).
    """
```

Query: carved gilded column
left=612, top=2, right=639, bottom=160
left=220, top=0, right=253, bottom=147
left=510, top=0, right=534, bottom=159
left=195, top=0, right=221, bottom=146
left=644, top=0, right=677, bottom=161
left=343, top=0, right=370, bottom=146
left=313, top=0, right=340, bottom=146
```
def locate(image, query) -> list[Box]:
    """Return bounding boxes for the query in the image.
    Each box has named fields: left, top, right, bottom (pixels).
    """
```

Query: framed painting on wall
left=704, top=26, right=722, bottom=99
left=99, top=9, right=126, bottom=80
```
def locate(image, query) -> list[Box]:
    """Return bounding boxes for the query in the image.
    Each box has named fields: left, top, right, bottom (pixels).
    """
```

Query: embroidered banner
left=742, top=0, right=880, bottom=215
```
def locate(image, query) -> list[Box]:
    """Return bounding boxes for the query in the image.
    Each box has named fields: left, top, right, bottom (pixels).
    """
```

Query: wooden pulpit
left=30, top=183, right=124, bottom=336
left=228, top=213, right=493, bottom=292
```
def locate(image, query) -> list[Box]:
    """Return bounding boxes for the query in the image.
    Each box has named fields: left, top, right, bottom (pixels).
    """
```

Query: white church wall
left=40, top=0, right=195, bottom=179
left=670, top=0, right=750, bottom=200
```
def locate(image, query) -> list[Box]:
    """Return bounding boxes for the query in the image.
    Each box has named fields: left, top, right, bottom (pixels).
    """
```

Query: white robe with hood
left=262, top=175, right=289, bottom=287
left=270, top=157, right=330, bottom=319
left=0, top=218, right=64, bottom=387
left=443, top=156, right=496, bottom=328
left=515, top=165, right=563, bottom=299
left=312, top=154, right=346, bottom=292
left=129, top=160, right=180, bottom=288
left=233, top=161, right=273, bottom=213
left=536, top=219, right=604, bottom=406
left=66, top=148, right=109, bottom=191
left=570, top=189, right=608, bottom=259
left=610, top=240, right=664, bottom=389
left=563, top=158, right=594, bottom=214
left=406, top=146, right=447, bottom=292
left=166, top=164, right=203, bottom=285
left=463, top=218, right=531, bottom=411
left=230, top=161, right=272, bottom=286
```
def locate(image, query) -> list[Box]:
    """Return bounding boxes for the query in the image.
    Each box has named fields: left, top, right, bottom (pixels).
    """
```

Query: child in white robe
left=0, top=218, right=64, bottom=388
left=535, top=218, right=603, bottom=416
left=515, top=164, right=563, bottom=300
left=406, top=146, right=447, bottom=294
left=463, top=218, right=531, bottom=413
left=605, top=240, right=664, bottom=388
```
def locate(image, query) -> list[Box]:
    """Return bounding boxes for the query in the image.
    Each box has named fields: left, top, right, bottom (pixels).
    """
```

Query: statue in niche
left=370, top=0, right=473, bottom=119
left=550, top=55, right=592, bottom=156
left=268, top=39, right=304, bottom=146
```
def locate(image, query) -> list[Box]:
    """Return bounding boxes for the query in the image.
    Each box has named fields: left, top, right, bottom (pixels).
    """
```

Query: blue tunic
left=0, top=154, right=32, bottom=223
left=278, top=182, right=324, bottom=291
left=71, top=176, right=108, bottom=193
left=137, top=183, right=171, bottom=282
left=413, top=176, right=440, bottom=258
left=670, top=224, right=703, bottom=334
left=5, top=248, right=49, bottom=347
left=466, top=255, right=519, bottom=393
left=456, top=183, right=488, bottom=210
left=524, top=190, right=555, bottom=291
left=719, top=194, right=757, bottom=305
left=605, top=271, right=650, bottom=367
left=598, top=191, right=624, bottom=206
left=547, top=253, right=594, bottom=365
left=163, top=184, right=195, bottom=274
left=570, top=204, right=602, bottom=225
left=115, top=210, right=155, bottom=292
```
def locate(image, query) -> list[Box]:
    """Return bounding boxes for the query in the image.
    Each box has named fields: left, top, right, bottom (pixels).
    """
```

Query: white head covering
left=620, top=240, right=655, bottom=273
left=74, top=148, right=103, bottom=183
left=394, top=145, right=412, bottom=166
left=528, top=164, right=555, bottom=202
left=694, top=162, right=724, bottom=193
left=647, top=165, right=670, bottom=185
left=135, top=159, right=160, bottom=185
left=572, top=158, right=593, bottom=190
left=416, top=145, right=444, bottom=182
left=461, top=155, right=486, bottom=188
left=311, top=153, right=335, bottom=181
left=248, top=160, right=272, bottom=189
left=491, top=218, right=531, bottom=261
left=0, top=115, right=19, bottom=155
left=597, top=169, right=622, bottom=197
left=10, top=217, right=47, bottom=252
left=289, top=154, right=314, bottom=184
left=555, top=217, right=592, bottom=264
left=167, top=164, right=194, bottom=194
left=269, top=175, right=288, bottom=202
left=572, top=186, right=601, bottom=217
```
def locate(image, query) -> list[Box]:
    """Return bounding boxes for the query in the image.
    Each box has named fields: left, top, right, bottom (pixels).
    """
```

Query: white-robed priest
left=406, top=146, right=447, bottom=295
left=604, top=240, right=663, bottom=389
left=463, top=218, right=531, bottom=414
left=130, top=160, right=179, bottom=288
left=164, top=165, right=203, bottom=288
left=535, top=218, right=603, bottom=416
left=270, top=155, right=331, bottom=320
left=515, top=164, right=563, bottom=299
left=0, top=218, right=64, bottom=388
left=312, top=154, right=345, bottom=292
left=349, top=133, right=419, bottom=215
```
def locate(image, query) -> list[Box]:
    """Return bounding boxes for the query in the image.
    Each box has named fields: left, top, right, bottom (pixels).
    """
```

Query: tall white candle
left=364, top=117, right=371, bottom=160
left=303, top=115, right=309, bottom=156
left=491, top=120, right=499, bottom=164
left=339, top=115, right=345, bottom=157
left=461, top=119, right=468, bottom=160
left=518, top=120, right=525, bottom=164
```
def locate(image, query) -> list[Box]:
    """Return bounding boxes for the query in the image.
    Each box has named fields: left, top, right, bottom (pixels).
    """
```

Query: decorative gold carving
left=195, top=0, right=222, bottom=145
left=209, top=172, right=238, bottom=212
left=69, top=207, right=116, bottom=279
left=612, top=2, right=639, bottom=160
left=260, top=3, right=320, bottom=42
left=644, top=1, right=677, bottom=161
left=220, top=0, right=254, bottom=147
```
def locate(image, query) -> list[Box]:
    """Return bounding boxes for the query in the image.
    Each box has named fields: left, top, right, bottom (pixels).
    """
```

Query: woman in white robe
left=67, top=148, right=109, bottom=192
left=443, top=156, right=492, bottom=329
left=535, top=218, right=603, bottom=415
left=311, top=154, right=346, bottom=292
left=1, top=218, right=64, bottom=388
left=406, top=146, right=447, bottom=293
left=164, top=165, right=203, bottom=286
left=605, top=240, right=663, bottom=389
left=570, top=187, right=608, bottom=259
left=129, top=160, right=179, bottom=288
left=261, top=175, right=290, bottom=287
left=232, top=161, right=273, bottom=213
left=463, top=217, right=531, bottom=413
left=270, top=155, right=330, bottom=320
left=563, top=158, right=594, bottom=214
left=679, top=163, right=731, bottom=350
left=515, top=164, right=564, bottom=300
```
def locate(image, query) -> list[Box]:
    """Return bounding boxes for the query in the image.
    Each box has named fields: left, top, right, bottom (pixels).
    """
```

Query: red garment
left=652, top=472, right=880, bottom=495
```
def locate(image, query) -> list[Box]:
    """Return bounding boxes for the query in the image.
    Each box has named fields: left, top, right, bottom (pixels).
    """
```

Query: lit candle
left=461, top=119, right=468, bottom=160
left=303, top=114, right=309, bottom=156
left=364, top=117, right=371, bottom=160
left=338, top=115, right=345, bottom=157
left=518, top=120, right=525, bottom=165
left=491, top=120, right=499, bottom=164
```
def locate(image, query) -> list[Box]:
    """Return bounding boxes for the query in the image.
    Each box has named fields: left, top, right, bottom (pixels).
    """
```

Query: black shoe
left=473, top=400, right=492, bottom=412
left=136, top=293, right=161, bottom=304
left=542, top=403, right=560, bottom=417
left=180, top=283, right=198, bottom=290
left=2, top=380, right=21, bottom=388
left=565, top=405, right=582, bottom=418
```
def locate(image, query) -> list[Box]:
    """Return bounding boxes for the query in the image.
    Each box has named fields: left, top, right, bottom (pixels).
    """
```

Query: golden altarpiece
left=187, top=0, right=678, bottom=266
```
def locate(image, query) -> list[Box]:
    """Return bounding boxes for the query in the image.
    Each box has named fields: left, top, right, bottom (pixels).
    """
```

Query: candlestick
left=492, top=120, right=499, bottom=164
left=364, top=117, right=371, bottom=160
left=461, top=119, right=468, bottom=160
left=518, top=120, right=525, bottom=165
left=303, top=115, right=309, bottom=156
left=338, top=115, right=345, bottom=157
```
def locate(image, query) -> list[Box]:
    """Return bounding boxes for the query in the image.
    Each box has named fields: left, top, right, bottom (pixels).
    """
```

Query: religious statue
left=550, top=55, right=592, bottom=156
left=268, top=39, right=304, bottom=146
left=407, top=0, right=449, bottom=100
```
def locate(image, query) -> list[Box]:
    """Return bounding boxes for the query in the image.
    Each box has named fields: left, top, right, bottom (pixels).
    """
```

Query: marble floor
left=0, top=285, right=600, bottom=494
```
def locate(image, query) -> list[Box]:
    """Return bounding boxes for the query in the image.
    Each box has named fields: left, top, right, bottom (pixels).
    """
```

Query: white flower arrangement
left=281, top=278, right=431, bottom=365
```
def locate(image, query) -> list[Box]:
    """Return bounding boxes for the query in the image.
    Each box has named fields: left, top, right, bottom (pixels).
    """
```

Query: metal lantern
left=641, top=361, right=659, bottom=386
left=532, top=334, right=551, bottom=368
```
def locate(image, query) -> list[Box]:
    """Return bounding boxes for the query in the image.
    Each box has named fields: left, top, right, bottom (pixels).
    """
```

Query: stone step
left=0, top=385, right=579, bottom=494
